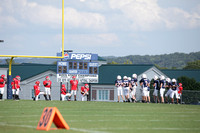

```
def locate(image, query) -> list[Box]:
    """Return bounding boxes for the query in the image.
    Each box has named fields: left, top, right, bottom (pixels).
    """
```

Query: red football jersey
left=81, top=86, right=89, bottom=94
left=61, top=86, right=67, bottom=95
left=178, top=86, right=183, bottom=94
left=0, top=78, right=5, bottom=88
left=34, top=85, right=40, bottom=96
left=43, top=80, right=52, bottom=88
left=70, top=80, right=78, bottom=90
left=14, top=79, right=20, bottom=89
left=11, top=81, right=15, bottom=89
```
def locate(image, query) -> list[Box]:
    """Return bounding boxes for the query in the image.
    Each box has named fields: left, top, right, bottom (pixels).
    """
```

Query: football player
left=160, top=75, right=166, bottom=103
left=14, top=75, right=21, bottom=100
left=61, top=84, right=71, bottom=101
left=170, top=78, right=178, bottom=104
left=43, top=76, right=52, bottom=101
left=81, top=84, right=89, bottom=101
left=115, top=75, right=125, bottom=102
left=130, top=74, right=138, bottom=103
left=123, top=76, right=130, bottom=102
left=11, top=78, right=16, bottom=100
left=177, top=83, right=183, bottom=104
left=153, top=75, right=160, bottom=103
left=0, top=74, right=7, bottom=100
left=69, top=76, right=78, bottom=101
left=34, top=81, right=45, bottom=101
left=140, top=74, right=150, bottom=103
left=165, top=78, right=172, bottom=103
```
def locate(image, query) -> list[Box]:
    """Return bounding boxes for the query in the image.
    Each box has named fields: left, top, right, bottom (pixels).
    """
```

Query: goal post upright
left=1, top=0, right=65, bottom=99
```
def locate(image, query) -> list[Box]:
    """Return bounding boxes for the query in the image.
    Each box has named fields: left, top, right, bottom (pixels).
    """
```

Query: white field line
left=0, top=122, right=109, bottom=133
left=0, top=114, right=197, bottom=118
left=89, top=127, right=200, bottom=131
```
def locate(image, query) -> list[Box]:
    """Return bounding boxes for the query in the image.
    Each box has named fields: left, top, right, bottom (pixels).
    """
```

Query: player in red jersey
left=0, top=74, right=7, bottom=100
left=34, top=81, right=45, bottom=101
left=14, top=75, right=21, bottom=100
left=177, top=83, right=183, bottom=104
left=69, top=76, right=78, bottom=101
left=43, top=76, right=52, bottom=101
left=61, top=84, right=71, bottom=101
left=11, top=78, right=16, bottom=100
left=81, top=84, right=89, bottom=101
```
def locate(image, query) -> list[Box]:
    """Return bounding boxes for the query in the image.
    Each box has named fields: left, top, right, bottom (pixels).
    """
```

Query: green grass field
left=0, top=100, right=200, bottom=133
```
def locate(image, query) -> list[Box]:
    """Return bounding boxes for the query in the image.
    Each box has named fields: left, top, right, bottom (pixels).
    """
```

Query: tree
left=183, top=60, right=200, bottom=69
left=177, top=76, right=200, bottom=90
left=123, top=60, right=132, bottom=64
left=5, top=59, right=17, bottom=64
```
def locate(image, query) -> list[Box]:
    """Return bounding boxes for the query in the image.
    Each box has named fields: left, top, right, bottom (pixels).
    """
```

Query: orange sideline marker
left=36, top=107, right=70, bottom=131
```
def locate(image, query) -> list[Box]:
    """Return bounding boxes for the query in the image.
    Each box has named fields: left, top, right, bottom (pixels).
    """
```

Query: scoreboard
left=56, top=53, right=99, bottom=83
left=57, top=61, right=98, bottom=75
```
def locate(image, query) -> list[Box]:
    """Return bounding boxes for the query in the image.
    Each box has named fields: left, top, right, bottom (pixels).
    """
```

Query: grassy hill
left=103, top=51, right=200, bottom=69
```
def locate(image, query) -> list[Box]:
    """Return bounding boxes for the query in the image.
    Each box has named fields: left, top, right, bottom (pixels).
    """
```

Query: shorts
left=160, top=88, right=165, bottom=97
left=35, top=92, right=45, bottom=101
left=153, top=89, right=158, bottom=96
left=170, top=90, right=178, bottom=99
left=124, top=87, right=129, bottom=96
left=15, top=88, right=20, bottom=95
left=117, top=87, right=123, bottom=96
left=177, top=93, right=181, bottom=99
left=61, top=93, right=71, bottom=101
left=45, top=87, right=51, bottom=95
left=130, top=86, right=136, bottom=96
left=71, top=90, right=77, bottom=95
left=165, top=89, right=172, bottom=97
left=142, top=87, right=148, bottom=97
left=0, top=87, right=4, bottom=94
left=146, top=91, right=150, bottom=97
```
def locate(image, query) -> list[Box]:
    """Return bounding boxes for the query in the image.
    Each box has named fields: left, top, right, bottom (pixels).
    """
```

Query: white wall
left=0, top=67, right=8, bottom=99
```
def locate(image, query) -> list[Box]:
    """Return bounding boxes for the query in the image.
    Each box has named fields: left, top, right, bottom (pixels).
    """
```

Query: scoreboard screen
left=57, top=61, right=99, bottom=83
left=57, top=61, right=98, bottom=75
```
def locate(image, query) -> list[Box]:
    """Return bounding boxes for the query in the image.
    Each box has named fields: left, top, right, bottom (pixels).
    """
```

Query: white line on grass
left=89, top=127, right=200, bottom=131
left=0, top=122, right=109, bottom=133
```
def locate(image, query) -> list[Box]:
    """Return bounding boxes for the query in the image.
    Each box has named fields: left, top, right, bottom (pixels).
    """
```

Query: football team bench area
left=0, top=100, right=200, bottom=133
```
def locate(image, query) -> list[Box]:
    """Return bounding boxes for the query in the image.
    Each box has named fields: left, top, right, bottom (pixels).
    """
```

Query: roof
left=0, top=63, right=57, bottom=81
left=161, top=69, right=200, bottom=82
left=99, top=64, right=154, bottom=84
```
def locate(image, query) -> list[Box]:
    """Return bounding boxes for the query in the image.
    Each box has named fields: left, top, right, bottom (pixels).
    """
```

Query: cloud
left=0, top=0, right=106, bottom=30
left=108, top=0, right=200, bottom=30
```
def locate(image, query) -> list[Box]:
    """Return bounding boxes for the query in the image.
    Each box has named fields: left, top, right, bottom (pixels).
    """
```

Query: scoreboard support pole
left=7, top=57, right=14, bottom=99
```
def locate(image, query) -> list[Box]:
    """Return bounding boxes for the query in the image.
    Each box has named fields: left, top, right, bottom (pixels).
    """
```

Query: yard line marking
left=71, top=128, right=109, bottom=133
left=89, top=127, right=200, bottom=131
left=0, top=122, right=109, bottom=133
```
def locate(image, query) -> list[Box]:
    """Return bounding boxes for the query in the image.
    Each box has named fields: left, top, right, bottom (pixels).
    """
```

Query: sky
left=0, top=0, right=200, bottom=57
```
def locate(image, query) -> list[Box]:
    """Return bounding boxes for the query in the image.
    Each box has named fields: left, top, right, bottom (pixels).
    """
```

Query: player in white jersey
left=139, top=74, right=150, bottom=103
left=153, top=75, right=160, bottom=103
left=160, top=75, right=166, bottom=103
left=115, top=75, right=125, bottom=102
left=170, top=79, right=178, bottom=104
left=130, top=74, right=138, bottom=103
left=123, top=76, right=131, bottom=102
left=165, top=78, right=172, bottom=103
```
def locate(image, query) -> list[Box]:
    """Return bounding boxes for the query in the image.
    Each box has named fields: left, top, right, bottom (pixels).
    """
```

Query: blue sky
left=0, top=0, right=200, bottom=57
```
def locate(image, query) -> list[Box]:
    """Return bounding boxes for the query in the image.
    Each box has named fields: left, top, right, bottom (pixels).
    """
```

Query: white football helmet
left=142, top=74, right=147, bottom=79
left=117, top=75, right=121, bottom=80
left=166, top=78, right=171, bottom=82
left=123, top=76, right=128, bottom=80
left=154, top=75, right=158, bottom=80
left=172, top=78, right=176, bottom=83
left=128, top=77, right=131, bottom=81
left=132, top=74, right=137, bottom=79
left=160, top=75, right=165, bottom=80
